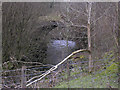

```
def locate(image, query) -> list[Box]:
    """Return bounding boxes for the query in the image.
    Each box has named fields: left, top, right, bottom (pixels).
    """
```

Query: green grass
left=54, top=74, right=118, bottom=88
left=54, top=62, right=118, bottom=88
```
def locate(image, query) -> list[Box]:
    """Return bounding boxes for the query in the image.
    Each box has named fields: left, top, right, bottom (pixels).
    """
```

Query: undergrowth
left=54, top=51, right=119, bottom=88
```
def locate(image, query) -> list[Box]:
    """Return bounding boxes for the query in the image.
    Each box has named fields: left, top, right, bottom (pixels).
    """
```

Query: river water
left=44, top=40, right=76, bottom=64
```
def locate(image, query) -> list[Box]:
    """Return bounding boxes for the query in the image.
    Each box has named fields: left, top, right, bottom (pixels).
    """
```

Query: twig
left=3, top=60, right=43, bottom=66
left=91, top=5, right=113, bottom=25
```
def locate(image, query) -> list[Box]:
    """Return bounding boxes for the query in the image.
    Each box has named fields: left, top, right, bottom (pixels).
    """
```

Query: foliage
left=71, top=54, right=88, bottom=72
left=99, top=62, right=118, bottom=76
left=55, top=72, right=118, bottom=88
left=54, top=51, right=118, bottom=88
left=55, top=64, right=118, bottom=88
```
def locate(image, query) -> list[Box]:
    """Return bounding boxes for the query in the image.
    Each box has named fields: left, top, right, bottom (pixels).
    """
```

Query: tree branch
left=91, top=5, right=113, bottom=25
left=26, top=49, right=90, bottom=87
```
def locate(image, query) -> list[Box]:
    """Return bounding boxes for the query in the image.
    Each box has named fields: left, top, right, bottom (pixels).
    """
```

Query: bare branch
left=3, top=60, right=43, bottom=66
left=26, top=49, right=90, bottom=87
left=69, top=6, right=87, bottom=16
left=70, top=24, right=87, bottom=28
left=91, top=5, right=113, bottom=25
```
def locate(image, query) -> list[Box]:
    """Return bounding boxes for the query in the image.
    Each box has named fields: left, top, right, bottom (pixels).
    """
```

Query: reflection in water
left=45, top=40, right=76, bottom=64
left=51, top=40, right=76, bottom=49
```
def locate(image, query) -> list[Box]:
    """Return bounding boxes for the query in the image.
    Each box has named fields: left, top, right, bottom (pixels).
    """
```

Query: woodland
left=1, top=2, right=120, bottom=88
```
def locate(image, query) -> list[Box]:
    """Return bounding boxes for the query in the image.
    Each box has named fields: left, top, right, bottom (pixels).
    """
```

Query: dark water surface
left=44, top=40, right=76, bottom=64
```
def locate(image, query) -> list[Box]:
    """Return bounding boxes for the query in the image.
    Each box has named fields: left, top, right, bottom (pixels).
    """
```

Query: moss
left=55, top=62, right=118, bottom=88
left=99, top=62, right=118, bottom=76
left=55, top=51, right=118, bottom=88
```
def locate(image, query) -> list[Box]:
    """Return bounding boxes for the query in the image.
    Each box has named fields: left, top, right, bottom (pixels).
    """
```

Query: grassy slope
left=54, top=62, right=118, bottom=88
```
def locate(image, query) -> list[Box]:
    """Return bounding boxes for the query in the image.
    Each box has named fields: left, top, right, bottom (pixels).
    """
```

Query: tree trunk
left=87, top=23, right=92, bottom=73
left=87, top=2, right=93, bottom=73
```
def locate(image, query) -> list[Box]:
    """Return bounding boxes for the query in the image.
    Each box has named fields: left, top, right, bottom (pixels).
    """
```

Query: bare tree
left=2, top=3, right=38, bottom=63
left=86, top=2, right=92, bottom=72
left=58, top=2, right=117, bottom=72
left=2, top=2, right=58, bottom=68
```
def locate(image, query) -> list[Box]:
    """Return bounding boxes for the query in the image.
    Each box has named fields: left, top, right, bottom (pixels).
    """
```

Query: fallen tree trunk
left=26, top=49, right=90, bottom=87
